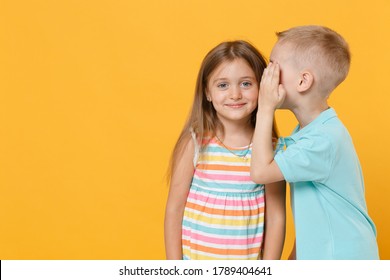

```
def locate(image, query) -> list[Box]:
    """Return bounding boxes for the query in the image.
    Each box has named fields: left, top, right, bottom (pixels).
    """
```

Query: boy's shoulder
left=295, top=116, right=354, bottom=162
left=288, top=108, right=353, bottom=154
left=295, top=108, right=347, bottom=138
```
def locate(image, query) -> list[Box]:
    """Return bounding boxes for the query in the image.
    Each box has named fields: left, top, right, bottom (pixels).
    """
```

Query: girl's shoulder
left=201, top=134, right=215, bottom=146
left=189, top=129, right=217, bottom=167
left=189, top=128, right=214, bottom=146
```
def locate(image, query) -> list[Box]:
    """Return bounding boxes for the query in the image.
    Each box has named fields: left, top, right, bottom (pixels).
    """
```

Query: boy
left=251, top=25, right=379, bottom=259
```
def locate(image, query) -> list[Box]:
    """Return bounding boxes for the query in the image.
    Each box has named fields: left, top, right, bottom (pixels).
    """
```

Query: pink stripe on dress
left=188, top=192, right=264, bottom=206
left=195, top=170, right=251, bottom=181
left=183, top=229, right=263, bottom=246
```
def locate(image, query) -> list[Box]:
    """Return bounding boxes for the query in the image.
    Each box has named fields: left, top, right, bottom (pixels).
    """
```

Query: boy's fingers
left=261, top=62, right=281, bottom=92
left=271, top=63, right=280, bottom=87
left=261, top=64, right=270, bottom=80
left=278, top=84, right=286, bottom=100
left=274, top=63, right=280, bottom=78
left=261, top=62, right=274, bottom=86
left=266, top=62, right=275, bottom=79
left=277, top=84, right=287, bottom=108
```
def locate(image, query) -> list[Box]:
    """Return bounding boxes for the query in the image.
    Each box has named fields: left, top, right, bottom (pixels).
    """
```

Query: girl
left=164, top=41, right=286, bottom=260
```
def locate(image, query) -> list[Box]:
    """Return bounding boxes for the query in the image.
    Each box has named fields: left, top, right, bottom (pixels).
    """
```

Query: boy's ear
left=297, top=71, right=314, bottom=92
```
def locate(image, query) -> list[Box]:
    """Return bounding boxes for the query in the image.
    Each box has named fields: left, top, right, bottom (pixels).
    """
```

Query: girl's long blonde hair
left=167, top=40, right=279, bottom=183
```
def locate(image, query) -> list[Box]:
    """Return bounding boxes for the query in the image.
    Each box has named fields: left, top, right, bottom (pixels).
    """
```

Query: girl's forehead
left=210, top=59, right=254, bottom=77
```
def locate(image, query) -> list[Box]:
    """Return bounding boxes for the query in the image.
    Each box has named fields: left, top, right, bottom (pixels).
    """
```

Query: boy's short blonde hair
left=276, top=25, right=350, bottom=95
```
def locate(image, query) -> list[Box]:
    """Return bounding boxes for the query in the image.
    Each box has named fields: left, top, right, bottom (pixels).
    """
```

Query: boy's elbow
left=250, top=169, right=268, bottom=184
left=251, top=166, right=282, bottom=185
left=251, top=161, right=283, bottom=184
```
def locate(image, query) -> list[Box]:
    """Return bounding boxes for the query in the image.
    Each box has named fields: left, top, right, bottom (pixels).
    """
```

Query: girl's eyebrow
left=212, top=77, right=228, bottom=82
left=213, top=76, right=255, bottom=82
left=240, top=76, right=256, bottom=80
left=211, top=75, right=256, bottom=86
left=210, top=78, right=227, bottom=86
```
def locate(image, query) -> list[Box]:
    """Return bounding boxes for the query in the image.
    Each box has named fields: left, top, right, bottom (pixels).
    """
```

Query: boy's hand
left=259, top=62, right=286, bottom=111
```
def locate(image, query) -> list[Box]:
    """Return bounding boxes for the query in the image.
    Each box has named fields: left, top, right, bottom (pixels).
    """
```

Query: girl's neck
left=216, top=122, right=254, bottom=148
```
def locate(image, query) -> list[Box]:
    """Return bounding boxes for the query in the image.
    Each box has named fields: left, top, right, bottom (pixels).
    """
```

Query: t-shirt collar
left=286, top=107, right=337, bottom=143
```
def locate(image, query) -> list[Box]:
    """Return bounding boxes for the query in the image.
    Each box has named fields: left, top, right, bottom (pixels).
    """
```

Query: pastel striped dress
left=182, top=136, right=265, bottom=260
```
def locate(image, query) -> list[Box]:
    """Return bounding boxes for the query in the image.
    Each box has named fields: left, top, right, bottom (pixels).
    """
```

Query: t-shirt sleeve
left=274, top=133, right=333, bottom=183
left=274, top=137, right=284, bottom=154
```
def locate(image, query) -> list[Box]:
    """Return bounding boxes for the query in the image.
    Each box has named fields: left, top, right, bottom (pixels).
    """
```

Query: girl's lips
left=225, top=103, right=246, bottom=108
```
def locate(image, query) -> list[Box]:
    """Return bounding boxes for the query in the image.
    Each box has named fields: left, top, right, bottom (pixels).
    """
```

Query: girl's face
left=206, top=58, right=258, bottom=127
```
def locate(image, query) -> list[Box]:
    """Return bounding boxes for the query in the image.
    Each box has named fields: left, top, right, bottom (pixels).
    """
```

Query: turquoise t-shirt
left=274, top=108, right=379, bottom=259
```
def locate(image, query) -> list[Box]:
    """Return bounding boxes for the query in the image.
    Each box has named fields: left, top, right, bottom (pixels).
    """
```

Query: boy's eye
left=241, top=81, right=252, bottom=87
left=217, top=83, right=229, bottom=89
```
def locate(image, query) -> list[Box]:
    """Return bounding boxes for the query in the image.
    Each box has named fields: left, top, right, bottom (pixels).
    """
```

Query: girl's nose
left=230, top=86, right=242, bottom=100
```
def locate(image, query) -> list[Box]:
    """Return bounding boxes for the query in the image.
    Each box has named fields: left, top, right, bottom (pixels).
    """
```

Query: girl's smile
left=225, top=102, right=247, bottom=109
left=207, top=58, right=258, bottom=126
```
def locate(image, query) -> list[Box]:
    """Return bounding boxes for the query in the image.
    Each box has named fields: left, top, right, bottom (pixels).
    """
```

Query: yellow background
left=1, top=0, right=389, bottom=259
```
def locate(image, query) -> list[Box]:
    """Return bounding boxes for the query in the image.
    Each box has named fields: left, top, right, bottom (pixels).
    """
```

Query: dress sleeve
left=190, top=128, right=200, bottom=168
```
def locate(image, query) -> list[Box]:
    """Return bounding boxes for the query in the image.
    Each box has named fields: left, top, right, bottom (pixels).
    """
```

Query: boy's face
left=269, top=43, right=300, bottom=109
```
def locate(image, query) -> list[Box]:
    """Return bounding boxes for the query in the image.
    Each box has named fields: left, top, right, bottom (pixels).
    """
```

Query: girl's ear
left=205, top=90, right=212, bottom=102
left=297, top=70, right=314, bottom=92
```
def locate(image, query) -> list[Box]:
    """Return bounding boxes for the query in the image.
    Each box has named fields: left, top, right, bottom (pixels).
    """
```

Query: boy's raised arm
left=250, top=63, right=285, bottom=184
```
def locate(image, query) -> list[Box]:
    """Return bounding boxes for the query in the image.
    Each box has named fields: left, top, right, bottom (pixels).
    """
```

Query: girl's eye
left=241, top=81, right=252, bottom=87
left=217, top=83, right=229, bottom=89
